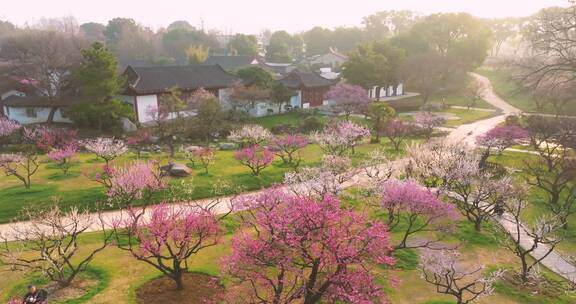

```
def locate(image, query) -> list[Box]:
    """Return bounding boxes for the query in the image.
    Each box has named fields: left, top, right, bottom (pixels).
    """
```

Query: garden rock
left=165, top=163, right=192, bottom=177
left=219, top=142, right=236, bottom=150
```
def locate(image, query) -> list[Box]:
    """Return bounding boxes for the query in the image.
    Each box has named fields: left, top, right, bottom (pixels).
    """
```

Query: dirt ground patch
left=44, top=276, right=98, bottom=302
left=136, top=273, right=224, bottom=304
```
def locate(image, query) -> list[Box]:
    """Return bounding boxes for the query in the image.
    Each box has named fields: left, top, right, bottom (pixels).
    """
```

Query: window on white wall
left=25, top=108, right=37, bottom=118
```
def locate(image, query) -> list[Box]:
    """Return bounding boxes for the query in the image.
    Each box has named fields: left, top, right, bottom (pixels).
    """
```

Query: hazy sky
left=0, top=0, right=569, bottom=34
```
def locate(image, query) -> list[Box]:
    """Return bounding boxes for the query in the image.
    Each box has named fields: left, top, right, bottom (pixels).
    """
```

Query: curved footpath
left=0, top=72, right=574, bottom=282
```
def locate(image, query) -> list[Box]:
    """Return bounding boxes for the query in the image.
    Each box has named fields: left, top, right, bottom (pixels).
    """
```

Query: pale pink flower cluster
left=83, top=137, right=128, bottom=163
left=284, top=155, right=353, bottom=198
left=407, top=140, right=479, bottom=193
left=234, top=145, right=274, bottom=176
left=311, top=121, right=370, bottom=155
left=325, top=82, right=371, bottom=116
left=104, top=161, right=165, bottom=206
left=0, top=117, right=20, bottom=137
left=223, top=189, right=394, bottom=303
left=228, top=124, right=272, bottom=146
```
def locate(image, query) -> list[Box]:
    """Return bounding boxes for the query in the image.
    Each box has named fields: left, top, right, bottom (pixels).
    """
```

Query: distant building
left=203, top=55, right=262, bottom=72
left=279, top=70, right=336, bottom=108
left=0, top=76, right=72, bottom=124
left=122, top=65, right=240, bottom=123
left=301, top=48, right=348, bottom=70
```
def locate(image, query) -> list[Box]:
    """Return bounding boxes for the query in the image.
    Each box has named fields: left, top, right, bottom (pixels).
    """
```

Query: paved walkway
left=1, top=72, right=575, bottom=283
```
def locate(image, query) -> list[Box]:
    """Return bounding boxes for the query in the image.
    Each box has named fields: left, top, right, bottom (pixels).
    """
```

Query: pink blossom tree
left=23, top=126, right=78, bottom=153
left=228, top=124, right=272, bottom=147
left=193, top=146, right=215, bottom=174
left=0, top=117, right=20, bottom=146
left=380, top=180, right=457, bottom=249
left=114, top=203, right=221, bottom=290
left=325, top=83, right=371, bottom=119
left=83, top=137, right=128, bottom=165
left=223, top=189, right=395, bottom=303
left=414, top=112, right=445, bottom=138
left=47, top=145, right=78, bottom=175
left=234, top=145, right=274, bottom=176
left=94, top=161, right=165, bottom=207
left=271, top=134, right=308, bottom=167
left=475, top=125, right=528, bottom=167
left=383, top=119, right=414, bottom=151
left=311, top=121, right=370, bottom=155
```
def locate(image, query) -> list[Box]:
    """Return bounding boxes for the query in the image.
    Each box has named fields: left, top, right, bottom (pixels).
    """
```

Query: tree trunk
left=46, top=107, right=59, bottom=124
left=474, top=219, right=482, bottom=232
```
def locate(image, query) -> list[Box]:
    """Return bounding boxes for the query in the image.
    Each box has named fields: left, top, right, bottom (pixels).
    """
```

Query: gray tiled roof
left=125, top=65, right=240, bottom=95
left=279, top=70, right=335, bottom=89
left=203, top=56, right=260, bottom=71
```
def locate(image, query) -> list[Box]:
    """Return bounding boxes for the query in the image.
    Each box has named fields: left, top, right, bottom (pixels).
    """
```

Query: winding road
left=1, top=72, right=575, bottom=283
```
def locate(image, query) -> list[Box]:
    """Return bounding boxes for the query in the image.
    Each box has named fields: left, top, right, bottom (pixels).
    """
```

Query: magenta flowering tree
left=312, top=121, right=370, bottom=155
left=414, top=112, right=445, bottom=138
left=380, top=180, right=457, bottom=249
left=325, top=82, right=371, bottom=119
left=94, top=161, right=165, bottom=207
left=476, top=125, right=528, bottom=166
left=23, top=126, right=78, bottom=153
left=83, top=137, right=128, bottom=165
left=47, top=145, right=78, bottom=175
left=234, top=145, right=274, bottom=176
left=383, top=119, right=414, bottom=151
left=115, top=203, right=221, bottom=290
left=271, top=134, right=308, bottom=166
left=223, top=189, right=395, bottom=303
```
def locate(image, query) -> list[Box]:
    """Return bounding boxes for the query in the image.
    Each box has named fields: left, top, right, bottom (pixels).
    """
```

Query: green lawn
left=441, top=108, right=495, bottom=127
left=389, top=95, right=495, bottom=113
left=476, top=67, right=576, bottom=116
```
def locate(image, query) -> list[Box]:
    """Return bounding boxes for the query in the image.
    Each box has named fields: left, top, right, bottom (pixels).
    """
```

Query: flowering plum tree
left=115, top=204, right=221, bottom=290
left=285, top=155, right=354, bottom=198
left=228, top=124, right=272, bottom=147
left=499, top=187, right=564, bottom=282
left=414, top=112, right=445, bottom=138
left=193, top=146, right=215, bottom=174
left=271, top=134, right=308, bottom=166
left=234, top=145, right=274, bottom=176
left=0, top=205, right=112, bottom=288
left=47, top=145, right=78, bottom=175
left=0, top=117, right=20, bottom=138
left=311, top=121, right=370, bottom=155
left=94, top=161, right=165, bottom=207
left=383, top=119, right=414, bottom=151
left=83, top=137, right=128, bottom=165
left=361, top=149, right=395, bottom=186
left=23, top=126, right=78, bottom=153
left=407, top=141, right=479, bottom=195
left=223, top=189, right=394, bottom=303
left=0, top=153, right=39, bottom=189
left=420, top=250, right=502, bottom=304
left=325, top=82, right=371, bottom=119
left=476, top=125, right=528, bottom=167
left=380, top=180, right=457, bottom=249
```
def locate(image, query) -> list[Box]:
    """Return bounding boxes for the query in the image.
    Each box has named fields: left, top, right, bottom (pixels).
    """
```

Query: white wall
left=4, top=106, right=71, bottom=124
left=135, top=94, right=158, bottom=123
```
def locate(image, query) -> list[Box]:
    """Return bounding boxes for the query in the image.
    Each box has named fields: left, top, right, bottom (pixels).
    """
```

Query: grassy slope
left=476, top=67, right=576, bottom=116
